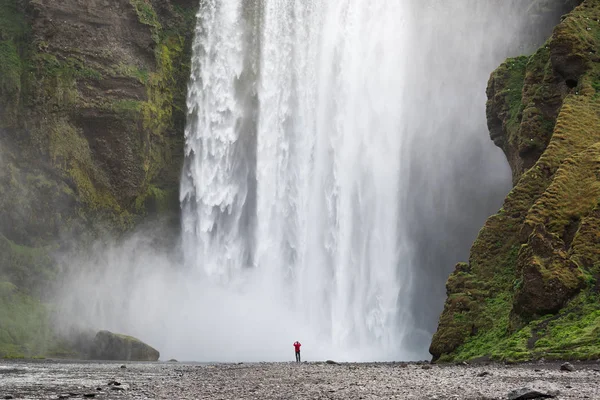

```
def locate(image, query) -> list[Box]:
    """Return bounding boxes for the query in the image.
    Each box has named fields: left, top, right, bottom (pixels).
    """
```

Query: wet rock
left=111, top=386, right=125, bottom=391
left=168, top=359, right=179, bottom=362
left=560, top=362, right=574, bottom=372
left=507, top=387, right=557, bottom=399
left=325, top=360, right=339, bottom=365
left=83, top=394, right=96, bottom=398
left=478, top=371, right=491, bottom=377
left=90, top=330, right=160, bottom=361
left=422, top=365, right=432, bottom=370
left=120, top=365, right=127, bottom=369
left=4, top=396, right=14, bottom=400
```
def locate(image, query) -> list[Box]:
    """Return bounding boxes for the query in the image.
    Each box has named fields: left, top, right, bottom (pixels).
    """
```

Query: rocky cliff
left=0, top=0, right=197, bottom=357
left=431, top=0, right=600, bottom=362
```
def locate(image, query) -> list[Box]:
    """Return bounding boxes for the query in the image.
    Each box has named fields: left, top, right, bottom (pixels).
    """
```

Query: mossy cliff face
left=431, top=0, right=600, bottom=362
left=0, top=0, right=197, bottom=236
left=0, top=0, right=197, bottom=357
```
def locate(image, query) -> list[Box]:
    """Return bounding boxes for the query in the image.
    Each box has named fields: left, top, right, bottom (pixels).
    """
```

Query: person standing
left=293, top=341, right=302, bottom=362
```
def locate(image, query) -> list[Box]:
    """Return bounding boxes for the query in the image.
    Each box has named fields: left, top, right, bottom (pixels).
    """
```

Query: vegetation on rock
left=431, top=0, right=600, bottom=362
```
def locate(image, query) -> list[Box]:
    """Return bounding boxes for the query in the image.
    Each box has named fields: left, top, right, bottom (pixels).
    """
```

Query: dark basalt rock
left=507, top=387, right=556, bottom=400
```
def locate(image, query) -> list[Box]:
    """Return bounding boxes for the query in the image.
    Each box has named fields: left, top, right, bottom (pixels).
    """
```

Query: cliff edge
left=431, top=0, right=600, bottom=362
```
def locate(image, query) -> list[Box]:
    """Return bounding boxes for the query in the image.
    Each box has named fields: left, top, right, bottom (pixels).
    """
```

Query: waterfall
left=180, top=1, right=540, bottom=361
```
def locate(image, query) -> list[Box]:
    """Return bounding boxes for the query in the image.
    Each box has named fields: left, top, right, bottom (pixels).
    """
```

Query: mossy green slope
left=431, top=0, right=600, bottom=362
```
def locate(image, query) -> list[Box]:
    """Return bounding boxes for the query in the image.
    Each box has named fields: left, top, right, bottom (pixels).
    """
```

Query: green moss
left=130, top=0, right=162, bottom=42
left=502, top=56, right=528, bottom=132
left=47, top=117, right=119, bottom=212
left=115, top=63, right=150, bottom=84
left=111, top=99, right=143, bottom=116
left=449, top=294, right=533, bottom=363
left=528, top=291, right=600, bottom=359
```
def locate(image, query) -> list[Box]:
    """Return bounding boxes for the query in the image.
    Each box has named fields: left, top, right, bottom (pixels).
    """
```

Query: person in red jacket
left=293, top=341, right=302, bottom=362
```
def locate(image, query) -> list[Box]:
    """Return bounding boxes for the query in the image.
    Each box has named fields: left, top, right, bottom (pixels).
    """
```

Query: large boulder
left=89, top=331, right=160, bottom=361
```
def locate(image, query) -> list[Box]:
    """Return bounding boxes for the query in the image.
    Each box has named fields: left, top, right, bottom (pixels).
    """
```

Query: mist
left=54, top=1, right=569, bottom=362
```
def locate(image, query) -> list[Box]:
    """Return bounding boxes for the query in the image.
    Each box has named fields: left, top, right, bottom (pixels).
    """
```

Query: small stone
left=58, top=395, right=70, bottom=399
left=108, top=380, right=121, bottom=386
left=325, top=360, right=339, bottom=365
left=168, top=359, right=178, bottom=362
left=560, top=362, right=575, bottom=372
left=111, top=386, right=125, bottom=391
left=421, top=365, right=432, bottom=370
left=84, top=394, right=96, bottom=398
left=477, top=371, right=490, bottom=377
left=398, top=363, right=408, bottom=368
left=120, top=365, right=127, bottom=369
left=4, top=396, right=14, bottom=400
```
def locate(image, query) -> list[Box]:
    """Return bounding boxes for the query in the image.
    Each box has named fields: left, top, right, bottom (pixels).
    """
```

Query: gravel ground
left=0, top=360, right=599, bottom=399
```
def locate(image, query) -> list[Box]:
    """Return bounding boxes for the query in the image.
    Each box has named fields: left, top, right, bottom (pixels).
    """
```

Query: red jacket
left=293, top=342, right=301, bottom=352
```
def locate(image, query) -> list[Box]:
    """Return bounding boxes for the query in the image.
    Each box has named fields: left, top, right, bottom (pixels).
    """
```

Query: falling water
left=179, top=1, right=557, bottom=360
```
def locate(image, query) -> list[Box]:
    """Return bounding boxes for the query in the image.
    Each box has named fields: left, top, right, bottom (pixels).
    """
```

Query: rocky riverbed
left=0, top=360, right=599, bottom=399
